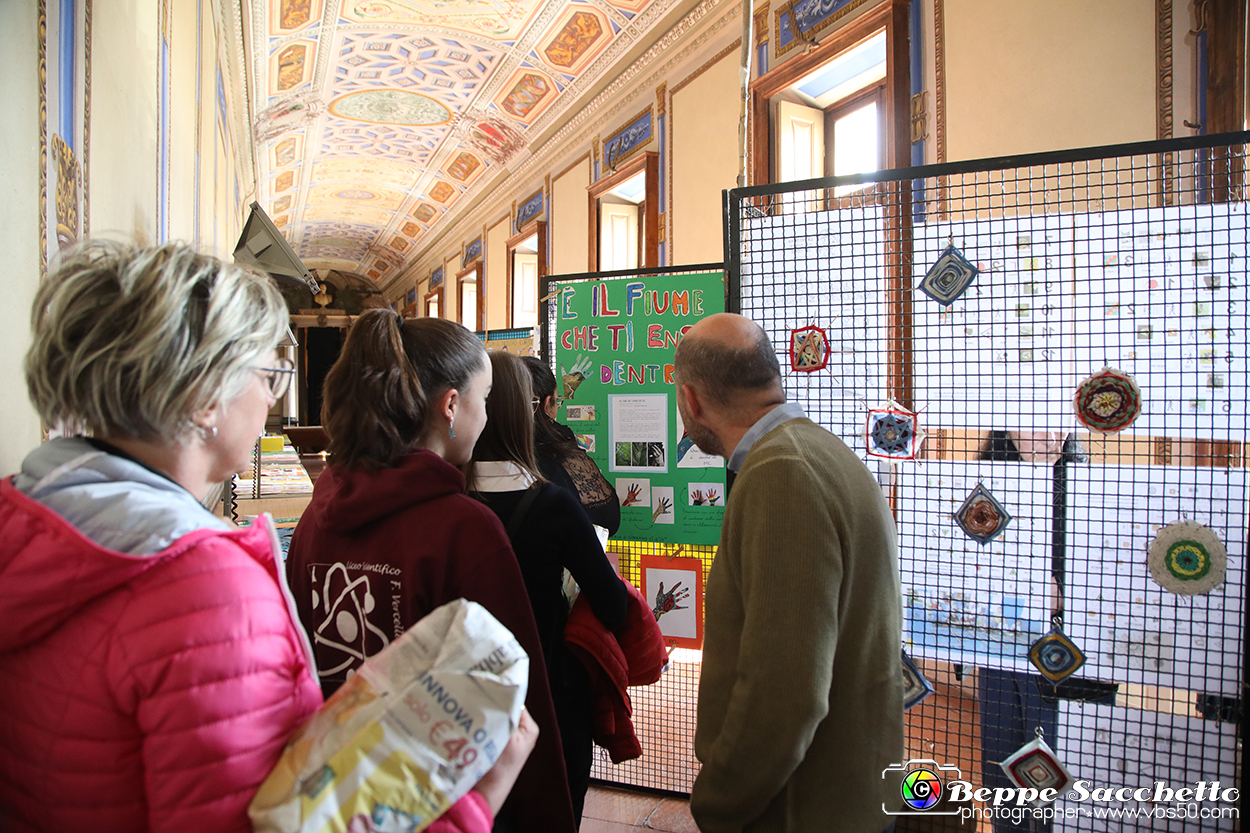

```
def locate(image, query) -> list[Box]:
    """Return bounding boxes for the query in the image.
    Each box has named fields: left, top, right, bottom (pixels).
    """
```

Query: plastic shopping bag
left=250, top=598, right=528, bottom=833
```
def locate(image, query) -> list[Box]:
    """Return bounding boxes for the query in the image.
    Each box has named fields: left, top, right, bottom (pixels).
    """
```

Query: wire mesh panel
left=728, top=133, right=1248, bottom=831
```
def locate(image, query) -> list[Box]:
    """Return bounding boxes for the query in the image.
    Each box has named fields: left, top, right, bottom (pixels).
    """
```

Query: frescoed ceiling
left=250, top=0, right=687, bottom=285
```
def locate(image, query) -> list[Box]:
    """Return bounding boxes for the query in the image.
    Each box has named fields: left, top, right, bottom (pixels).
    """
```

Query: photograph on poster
left=651, top=486, right=675, bottom=524
left=616, top=477, right=650, bottom=509
left=675, top=406, right=722, bottom=469
left=640, top=554, right=703, bottom=648
left=609, top=394, right=668, bottom=472
left=687, top=483, right=723, bottom=506
left=566, top=404, right=596, bottom=421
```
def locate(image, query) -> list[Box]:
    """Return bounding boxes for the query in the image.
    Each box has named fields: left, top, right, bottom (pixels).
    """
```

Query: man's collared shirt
left=726, top=401, right=806, bottom=475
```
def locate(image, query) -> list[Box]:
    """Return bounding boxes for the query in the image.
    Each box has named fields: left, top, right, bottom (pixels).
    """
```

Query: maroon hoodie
left=286, top=449, right=576, bottom=833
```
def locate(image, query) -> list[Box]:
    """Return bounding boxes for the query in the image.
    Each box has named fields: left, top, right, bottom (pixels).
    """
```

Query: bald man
left=674, top=313, right=903, bottom=833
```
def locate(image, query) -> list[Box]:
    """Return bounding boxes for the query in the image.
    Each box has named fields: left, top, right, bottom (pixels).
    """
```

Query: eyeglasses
left=255, top=357, right=296, bottom=398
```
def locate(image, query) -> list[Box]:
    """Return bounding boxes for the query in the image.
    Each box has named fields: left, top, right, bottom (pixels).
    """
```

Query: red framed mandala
left=789, top=325, right=830, bottom=372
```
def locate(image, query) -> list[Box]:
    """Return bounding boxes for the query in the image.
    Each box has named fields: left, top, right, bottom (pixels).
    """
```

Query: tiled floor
left=580, top=784, right=697, bottom=832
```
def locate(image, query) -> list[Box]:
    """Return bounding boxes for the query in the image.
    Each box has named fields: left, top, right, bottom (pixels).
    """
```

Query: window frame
left=423, top=285, right=444, bottom=319
left=751, top=0, right=909, bottom=188
left=456, top=261, right=483, bottom=332
left=506, top=220, right=547, bottom=329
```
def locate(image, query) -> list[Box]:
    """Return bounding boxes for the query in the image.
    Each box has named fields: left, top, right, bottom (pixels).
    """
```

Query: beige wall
left=90, top=0, right=159, bottom=244
left=0, top=3, right=45, bottom=472
left=486, top=218, right=510, bottom=329
left=551, top=156, right=591, bottom=276
left=945, top=0, right=1155, bottom=160
left=671, top=49, right=740, bottom=265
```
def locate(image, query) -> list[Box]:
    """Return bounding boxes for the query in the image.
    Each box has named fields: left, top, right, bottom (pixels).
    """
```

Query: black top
left=477, top=482, right=628, bottom=673
left=535, top=423, right=621, bottom=536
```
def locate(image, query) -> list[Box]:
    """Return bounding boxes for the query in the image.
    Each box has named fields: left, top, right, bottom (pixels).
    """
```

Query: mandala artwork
left=1072, top=367, right=1142, bottom=433
left=1148, top=520, right=1227, bottom=595
left=954, top=483, right=1011, bottom=544
left=865, top=401, right=923, bottom=460
left=901, top=650, right=934, bottom=711
left=789, top=325, right=830, bottom=372
left=918, top=243, right=979, bottom=306
left=1000, top=734, right=1076, bottom=800
left=1028, top=628, right=1086, bottom=682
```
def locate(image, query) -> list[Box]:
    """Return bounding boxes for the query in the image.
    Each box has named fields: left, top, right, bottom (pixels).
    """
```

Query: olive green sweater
left=691, top=416, right=904, bottom=833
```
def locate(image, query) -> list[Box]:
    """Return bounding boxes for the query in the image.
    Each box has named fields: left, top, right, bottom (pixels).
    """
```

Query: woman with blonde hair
left=287, top=312, right=575, bottom=833
left=0, top=240, right=321, bottom=831
left=469, top=350, right=629, bottom=825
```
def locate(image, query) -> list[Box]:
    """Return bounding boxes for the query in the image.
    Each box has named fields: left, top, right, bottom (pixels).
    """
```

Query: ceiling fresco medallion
left=463, top=115, right=526, bottom=165
left=328, top=89, right=452, bottom=126
left=270, top=135, right=303, bottom=167
left=444, top=151, right=483, bottom=184
left=271, top=0, right=323, bottom=34
left=272, top=171, right=295, bottom=192
left=401, top=221, right=422, bottom=237
left=272, top=42, right=314, bottom=93
left=540, top=9, right=608, bottom=74
left=497, top=69, right=556, bottom=123
left=429, top=181, right=456, bottom=203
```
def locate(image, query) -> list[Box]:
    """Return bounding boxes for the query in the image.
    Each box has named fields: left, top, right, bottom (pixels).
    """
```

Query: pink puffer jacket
left=0, top=476, right=324, bottom=832
left=0, top=437, right=497, bottom=833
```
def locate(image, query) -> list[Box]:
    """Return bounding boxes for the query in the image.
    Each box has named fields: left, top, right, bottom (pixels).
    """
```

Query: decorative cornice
left=38, top=0, right=47, bottom=276
left=933, top=0, right=946, bottom=165
left=1157, top=0, right=1174, bottom=206
left=1157, top=0, right=1173, bottom=141
left=84, top=0, right=92, bottom=237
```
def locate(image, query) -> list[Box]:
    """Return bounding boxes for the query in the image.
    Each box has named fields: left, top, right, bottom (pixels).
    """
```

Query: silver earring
left=449, top=420, right=456, bottom=439
left=197, top=424, right=218, bottom=441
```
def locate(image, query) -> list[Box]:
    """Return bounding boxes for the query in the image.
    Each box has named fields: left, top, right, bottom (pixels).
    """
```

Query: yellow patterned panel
left=306, top=184, right=407, bottom=209
left=342, top=0, right=545, bottom=42
left=311, top=158, right=420, bottom=191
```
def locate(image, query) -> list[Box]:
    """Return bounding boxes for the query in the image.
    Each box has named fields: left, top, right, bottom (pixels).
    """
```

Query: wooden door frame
left=588, top=150, right=658, bottom=270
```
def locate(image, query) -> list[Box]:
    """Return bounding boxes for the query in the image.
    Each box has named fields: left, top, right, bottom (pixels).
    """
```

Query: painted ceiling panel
left=252, top=0, right=680, bottom=286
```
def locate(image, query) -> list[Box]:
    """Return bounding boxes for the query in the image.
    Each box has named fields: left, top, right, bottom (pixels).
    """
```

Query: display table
left=229, top=437, right=314, bottom=527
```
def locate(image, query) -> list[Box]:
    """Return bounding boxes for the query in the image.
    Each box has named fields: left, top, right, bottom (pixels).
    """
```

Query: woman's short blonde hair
left=25, top=239, right=288, bottom=441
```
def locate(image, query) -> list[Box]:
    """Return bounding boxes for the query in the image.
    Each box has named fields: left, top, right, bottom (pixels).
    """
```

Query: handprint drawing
left=692, top=487, right=720, bottom=506
left=622, top=483, right=642, bottom=507
left=652, top=496, right=672, bottom=522
left=652, top=580, right=690, bottom=621
left=560, top=354, right=593, bottom=400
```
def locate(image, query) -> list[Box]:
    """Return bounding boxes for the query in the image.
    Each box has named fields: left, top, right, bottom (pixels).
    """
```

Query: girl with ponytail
left=286, top=310, right=578, bottom=833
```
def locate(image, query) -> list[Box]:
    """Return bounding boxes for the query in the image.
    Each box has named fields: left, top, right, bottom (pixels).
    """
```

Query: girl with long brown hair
left=468, top=350, right=628, bottom=825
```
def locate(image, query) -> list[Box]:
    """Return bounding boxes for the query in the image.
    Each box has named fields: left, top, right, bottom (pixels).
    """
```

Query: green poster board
left=552, top=271, right=727, bottom=545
